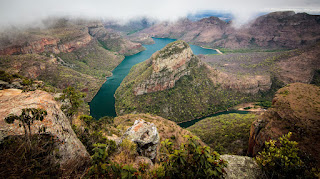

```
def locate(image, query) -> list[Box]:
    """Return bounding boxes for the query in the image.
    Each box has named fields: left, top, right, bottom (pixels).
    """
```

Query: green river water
left=89, top=38, right=247, bottom=127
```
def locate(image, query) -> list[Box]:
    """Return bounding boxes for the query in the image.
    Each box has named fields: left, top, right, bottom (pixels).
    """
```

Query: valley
left=0, top=7, right=320, bottom=178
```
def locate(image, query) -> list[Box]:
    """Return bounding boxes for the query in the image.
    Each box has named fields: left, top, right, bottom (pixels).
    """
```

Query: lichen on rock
left=121, top=119, right=160, bottom=160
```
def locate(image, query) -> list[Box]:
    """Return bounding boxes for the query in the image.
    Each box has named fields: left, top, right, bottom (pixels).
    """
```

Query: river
left=89, top=38, right=218, bottom=120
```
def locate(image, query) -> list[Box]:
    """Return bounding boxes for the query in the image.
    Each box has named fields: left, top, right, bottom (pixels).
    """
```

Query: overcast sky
left=0, top=0, right=320, bottom=28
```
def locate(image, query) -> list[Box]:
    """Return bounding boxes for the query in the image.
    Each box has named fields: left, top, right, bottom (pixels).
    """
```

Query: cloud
left=0, top=0, right=319, bottom=28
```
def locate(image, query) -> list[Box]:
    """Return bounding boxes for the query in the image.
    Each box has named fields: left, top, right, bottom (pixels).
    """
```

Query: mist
left=0, top=0, right=320, bottom=29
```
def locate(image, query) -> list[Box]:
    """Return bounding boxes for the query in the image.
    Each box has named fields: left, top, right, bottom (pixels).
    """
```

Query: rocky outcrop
left=88, top=26, right=145, bottom=56
left=0, top=34, right=92, bottom=55
left=221, top=155, right=264, bottom=179
left=207, top=66, right=272, bottom=94
left=133, top=40, right=199, bottom=95
left=248, top=83, right=320, bottom=166
left=0, top=89, right=90, bottom=172
left=122, top=119, right=160, bottom=160
left=276, top=43, right=320, bottom=84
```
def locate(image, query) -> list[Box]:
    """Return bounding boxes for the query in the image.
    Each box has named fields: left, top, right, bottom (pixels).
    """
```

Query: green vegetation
left=116, top=56, right=265, bottom=122
left=85, top=134, right=226, bottom=178
left=188, top=113, right=257, bottom=154
left=160, top=135, right=227, bottom=178
left=57, top=40, right=124, bottom=78
left=256, top=132, right=318, bottom=178
left=58, top=86, right=86, bottom=118
left=255, top=100, right=272, bottom=109
left=72, top=115, right=116, bottom=156
left=0, top=54, right=105, bottom=101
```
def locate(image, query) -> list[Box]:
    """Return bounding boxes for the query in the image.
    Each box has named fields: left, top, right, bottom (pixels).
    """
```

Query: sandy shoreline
left=200, top=46, right=223, bottom=54
left=214, top=49, right=223, bottom=54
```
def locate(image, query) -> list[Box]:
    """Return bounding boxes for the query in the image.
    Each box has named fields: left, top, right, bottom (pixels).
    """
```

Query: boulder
left=122, top=119, right=159, bottom=160
left=0, top=89, right=90, bottom=174
left=221, top=155, right=264, bottom=179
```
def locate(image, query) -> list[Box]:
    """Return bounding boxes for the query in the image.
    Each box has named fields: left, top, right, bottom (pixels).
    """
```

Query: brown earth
left=248, top=83, right=320, bottom=166
left=133, top=11, right=320, bottom=49
left=0, top=89, right=90, bottom=174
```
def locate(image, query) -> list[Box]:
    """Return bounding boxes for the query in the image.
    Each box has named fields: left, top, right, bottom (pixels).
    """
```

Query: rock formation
left=88, top=25, right=145, bottom=56
left=115, top=40, right=277, bottom=122
left=248, top=83, right=320, bottom=167
left=0, top=89, right=90, bottom=172
left=0, top=34, right=92, bottom=55
left=133, top=40, right=198, bottom=95
left=221, top=155, right=264, bottom=179
left=122, top=119, right=160, bottom=160
left=134, top=11, right=320, bottom=49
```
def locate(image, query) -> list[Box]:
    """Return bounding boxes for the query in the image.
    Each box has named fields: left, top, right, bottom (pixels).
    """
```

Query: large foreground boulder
left=122, top=119, right=160, bottom=160
left=221, top=155, right=264, bottom=179
left=0, top=89, right=90, bottom=173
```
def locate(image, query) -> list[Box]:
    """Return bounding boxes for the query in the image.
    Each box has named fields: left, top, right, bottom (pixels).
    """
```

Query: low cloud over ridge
left=0, top=0, right=320, bottom=28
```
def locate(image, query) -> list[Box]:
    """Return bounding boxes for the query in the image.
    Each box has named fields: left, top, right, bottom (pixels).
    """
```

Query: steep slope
left=135, top=11, right=320, bottom=49
left=188, top=113, right=257, bottom=155
left=0, top=18, right=146, bottom=101
left=0, top=54, right=103, bottom=101
left=248, top=83, right=320, bottom=166
left=88, top=25, right=145, bottom=56
left=0, top=89, right=90, bottom=174
left=115, top=41, right=270, bottom=122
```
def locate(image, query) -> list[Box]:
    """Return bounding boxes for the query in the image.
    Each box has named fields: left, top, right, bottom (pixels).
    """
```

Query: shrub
left=59, top=86, right=86, bottom=117
left=256, top=132, right=316, bottom=178
left=5, top=108, right=47, bottom=145
left=161, top=135, right=227, bottom=178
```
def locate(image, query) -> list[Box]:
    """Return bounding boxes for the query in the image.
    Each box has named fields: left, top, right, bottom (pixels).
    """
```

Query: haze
left=1, top=0, right=320, bottom=28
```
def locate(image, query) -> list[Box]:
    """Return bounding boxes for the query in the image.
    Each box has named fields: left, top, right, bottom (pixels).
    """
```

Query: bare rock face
left=134, top=40, right=199, bottom=95
left=0, top=34, right=92, bottom=55
left=122, top=119, right=160, bottom=160
left=88, top=26, right=145, bottom=56
left=0, top=89, right=90, bottom=172
left=136, top=11, right=320, bottom=49
left=207, top=66, right=272, bottom=94
left=248, top=83, right=320, bottom=166
left=221, top=155, right=264, bottom=179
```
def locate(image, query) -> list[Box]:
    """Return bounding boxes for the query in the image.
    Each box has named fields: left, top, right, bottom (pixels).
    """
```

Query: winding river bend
left=90, top=38, right=218, bottom=120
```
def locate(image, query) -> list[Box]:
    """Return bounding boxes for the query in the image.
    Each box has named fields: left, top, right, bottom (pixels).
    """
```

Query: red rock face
left=137, top=11, right=320, bottom=49
left=247, top=83, right=320, bottom=167
left=133, top=41, right=196, bottom=95
left=0, top=34, right=92, bottom=55
left=0, top=89, right=90, bottom=172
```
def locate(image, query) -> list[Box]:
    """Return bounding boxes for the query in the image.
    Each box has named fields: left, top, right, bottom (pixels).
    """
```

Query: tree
left=59, top=86, right=86, bottom=117
left=5, top=108, right=47, bottom=144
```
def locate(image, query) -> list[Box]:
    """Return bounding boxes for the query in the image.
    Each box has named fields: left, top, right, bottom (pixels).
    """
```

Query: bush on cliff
left=256, top=132, right=318, bottom=178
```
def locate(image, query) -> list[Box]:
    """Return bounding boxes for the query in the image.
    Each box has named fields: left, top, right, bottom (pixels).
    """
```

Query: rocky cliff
left=0, top=29, right=92, bottom=55
left=0, top=18, right=147, bottom=102
left=134, top=11, right=320, bottom=49
left=88, top=25, right=145, bottom=56
left=115, top=40, right=273, bottom=122
left=0, top=89, right=90, bottom=173
left=248, top=83, right=320, bottom=166
left=133, top=41, right=197, bottom=95
left=0, top=54, right=104, bottom=102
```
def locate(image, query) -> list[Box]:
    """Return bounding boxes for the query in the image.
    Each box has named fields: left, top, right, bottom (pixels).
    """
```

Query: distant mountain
left=187, top=10, right=233, bottom=22
left=132, top=11, right=320, bottom=49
